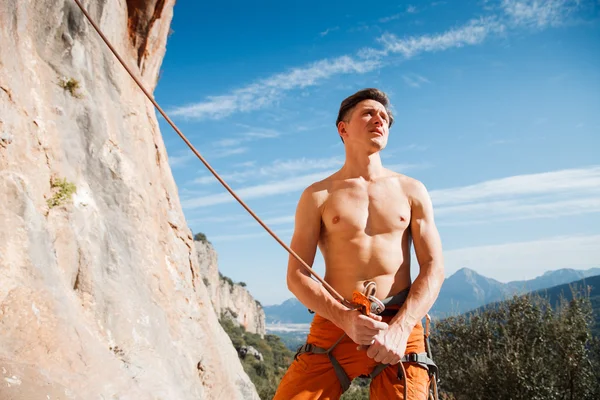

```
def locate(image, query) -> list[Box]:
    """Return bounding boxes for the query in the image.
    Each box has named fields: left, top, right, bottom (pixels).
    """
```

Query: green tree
left=194, top=232, right=208, bottom=243
left=431, top=290, right=600, bottom=400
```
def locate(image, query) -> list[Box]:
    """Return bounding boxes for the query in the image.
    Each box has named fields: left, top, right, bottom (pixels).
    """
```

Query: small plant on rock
left=47, top=178, right=76, bottom=208
left=59, top=77, right=82, bottom=98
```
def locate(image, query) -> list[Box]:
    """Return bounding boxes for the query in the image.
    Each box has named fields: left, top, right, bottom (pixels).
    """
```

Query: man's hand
left=365, top=322, right=411, bottom=364
left=339, top=310, right=389, bottom=346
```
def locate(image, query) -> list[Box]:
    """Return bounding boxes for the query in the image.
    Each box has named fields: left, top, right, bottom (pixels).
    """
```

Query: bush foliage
left=219, top=271, right=235, bottom=288
left=194, top=232, right=208, bottom=243
left=47, top=178, right=76, bottom=208
left=431, top=290, right=600, bottom=400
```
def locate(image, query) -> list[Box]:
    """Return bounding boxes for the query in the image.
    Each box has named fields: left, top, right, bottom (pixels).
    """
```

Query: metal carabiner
left=363, top=281, right=385, bottom=314
left=352, top=281, right=386, bottom=316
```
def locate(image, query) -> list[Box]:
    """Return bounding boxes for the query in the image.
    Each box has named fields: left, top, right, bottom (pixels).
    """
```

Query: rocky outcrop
left=195, top=240, right=266, bottom=336
left=239, top=346, right=264, bottom=362
left=0, top=1, right=258, bottom=399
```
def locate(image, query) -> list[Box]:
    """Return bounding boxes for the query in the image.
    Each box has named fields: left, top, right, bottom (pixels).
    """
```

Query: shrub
left=47, top=178, right=76, bottom=208
left=59, top=77, right=82, bottom=98
left=194, top=232, right=208, bottom=243
left=431, top=290, right=600, bottom=400
left=219, top=272, right=235, bottom=287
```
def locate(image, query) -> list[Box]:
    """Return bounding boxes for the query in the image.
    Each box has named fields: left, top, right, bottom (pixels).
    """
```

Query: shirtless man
left=273, top=88, right=445, bottom=399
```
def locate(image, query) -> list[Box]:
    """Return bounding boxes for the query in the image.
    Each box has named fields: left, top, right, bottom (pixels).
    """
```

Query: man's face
left=339, top=99, right=391, bottom=152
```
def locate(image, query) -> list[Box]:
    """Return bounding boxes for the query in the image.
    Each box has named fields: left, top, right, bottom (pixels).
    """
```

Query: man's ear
left=337, top=121, right=347, bottom=140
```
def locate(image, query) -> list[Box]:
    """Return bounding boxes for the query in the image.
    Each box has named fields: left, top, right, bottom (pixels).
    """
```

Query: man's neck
left=340, top=151, right=385, bottom=181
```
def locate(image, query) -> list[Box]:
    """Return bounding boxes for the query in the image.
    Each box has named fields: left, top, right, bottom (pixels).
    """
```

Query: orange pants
left=273, top=312, right=430, bottom=399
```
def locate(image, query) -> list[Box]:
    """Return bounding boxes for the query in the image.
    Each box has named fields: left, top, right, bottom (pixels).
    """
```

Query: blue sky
left=155, top=0, right=600, bottom=305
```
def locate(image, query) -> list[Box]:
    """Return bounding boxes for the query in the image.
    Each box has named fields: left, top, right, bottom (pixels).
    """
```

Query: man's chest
left=321, top=184, right=411, bottom=236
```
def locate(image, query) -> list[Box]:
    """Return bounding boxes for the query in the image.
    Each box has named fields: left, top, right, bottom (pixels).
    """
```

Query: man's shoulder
left=300, top=172, right=338, bottom=204
left=304, top=171, right=339, bottom=193
left=386, top=170, right=429, bottom=202
left=386, top=169, right=425, bottom=189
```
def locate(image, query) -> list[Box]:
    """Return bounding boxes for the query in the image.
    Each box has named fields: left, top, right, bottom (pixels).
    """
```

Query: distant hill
left=506, top=267, right=600, bottom=293
left=264, top=267, right=600, bottom=323
left=432, top=267, right=509, bottom=317
left=263, top=298, right=314, bottom=324
left=433, top=267, right=600, bottom=318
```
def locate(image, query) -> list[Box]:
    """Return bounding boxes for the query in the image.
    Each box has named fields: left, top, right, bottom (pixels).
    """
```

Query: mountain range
left=264, top=267, right=600, bottom=323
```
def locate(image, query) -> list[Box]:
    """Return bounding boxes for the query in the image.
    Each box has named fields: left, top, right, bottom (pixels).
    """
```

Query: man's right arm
left=286, top=187, right=347, bottom=324
left=286, top=187, right=387, bottom=344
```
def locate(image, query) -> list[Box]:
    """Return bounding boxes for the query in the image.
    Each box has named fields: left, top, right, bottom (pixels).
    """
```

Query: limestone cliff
left=0, top=1, right=258, bottom=399
left=195, top=240, right=266, bottom=337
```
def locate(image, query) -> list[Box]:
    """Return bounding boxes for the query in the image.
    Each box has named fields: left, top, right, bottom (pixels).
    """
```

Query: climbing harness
left=424, top=314, right=439, bottom=400
left=71, top=2, right=440, bottom=397
left=296, top=287, right=439, bottom=399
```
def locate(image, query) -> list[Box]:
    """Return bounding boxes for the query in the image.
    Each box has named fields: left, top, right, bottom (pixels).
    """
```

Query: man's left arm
left=367, top=180, right=444, bottom=364
left=393, top=180, right=445, bottom=330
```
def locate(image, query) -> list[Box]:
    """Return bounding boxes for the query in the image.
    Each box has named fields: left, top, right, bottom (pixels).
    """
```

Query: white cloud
left=379, top=5, right=417, bottom=23
left=183, top=170, right=334, bottom=209
left=443, top=234, right=600, bottom=282
left=167, top=152, right=194, bottom=168
left=195, top=215, right=249, bottom=223
left=234, top=161, right=257, bottom=168
left=378, top=17, right=505, bottom=58
left=210, top=232, right=268, bottom=242
left=379, top=14, right=402, bottom=23
left=259, top=157, right=343, bottom=174
left=320, top=27, right=339, bottom=37
left=401, top=144, right=429, bottom=151
left=213, top=138, right=242, bottom=148
left=213, top=129, right=280, bottom=148
left=500, top=0, right=581, bottom=28
left=438, top=198, right=600, bottom=226
left=431, top=166, right=600, bottom=206
left=263, top=215, right=295, bottom=225
left=192, top=156, right=344, bottom=185
left=386, top=163, right=427, bottom=172
left=210, top=147, right=248, bottom=159
left=402, top=73, right=431, bottom=88
left=432, top=166, right=600, bottom=224
left=210, top=228, right=294, bottom=242
left=193, top=175, right=220, bottom=185
left=169, top=56, right=381, bottom=119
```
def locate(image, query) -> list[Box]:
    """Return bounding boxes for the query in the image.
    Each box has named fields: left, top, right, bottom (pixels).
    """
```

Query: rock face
left=0, top=1, right=258, bottom=399
left=195, top=240, right=266, bottom=336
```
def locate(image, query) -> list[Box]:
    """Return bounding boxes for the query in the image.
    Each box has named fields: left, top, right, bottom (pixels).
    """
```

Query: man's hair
left=336, top=88, right=395, bottom=129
